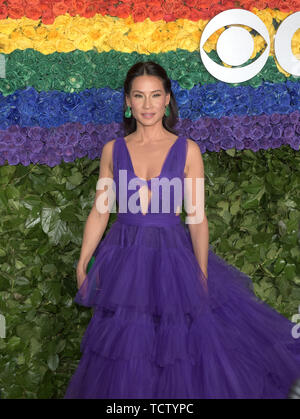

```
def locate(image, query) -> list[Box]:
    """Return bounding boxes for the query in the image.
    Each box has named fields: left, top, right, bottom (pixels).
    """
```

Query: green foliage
left=0, top=146, right=299, bottom=399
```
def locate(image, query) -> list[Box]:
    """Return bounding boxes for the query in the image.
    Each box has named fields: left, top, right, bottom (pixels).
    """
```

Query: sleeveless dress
left=64, top=135, right=300, bottom=399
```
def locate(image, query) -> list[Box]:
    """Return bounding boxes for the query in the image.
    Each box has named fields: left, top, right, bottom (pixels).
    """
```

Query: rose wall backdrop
left=0, top=0, right=299, bottom=399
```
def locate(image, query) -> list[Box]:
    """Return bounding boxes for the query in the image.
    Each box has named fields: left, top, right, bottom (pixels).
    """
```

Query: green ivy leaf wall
left=0, top=146, right=299, bottom=399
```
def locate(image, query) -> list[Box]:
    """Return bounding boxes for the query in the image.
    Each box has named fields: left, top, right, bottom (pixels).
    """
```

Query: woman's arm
left=185, top=139, right=209, bottom=280
left=76, top=140, right=115, bottom=284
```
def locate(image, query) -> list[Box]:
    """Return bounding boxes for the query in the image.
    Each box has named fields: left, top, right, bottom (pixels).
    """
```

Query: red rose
left=82, top=1, right=99, bottom=18
left=24, top=0, right=41, bottom=5
left=42, top=8, right=55, bottom=25
left=223, top=0, right=237, bottom=8
left=133, top=0, right=147, bottom=5
left=7, top=0, right=23, bottom=6
left=280, top=1, right=295, bottom=12
left=25, top=4, right=42, bottom=20
left=149, top=8, right=164, bottom=21
left=148, top=0, right=163, bottom=9
left=74, top=0, right=86, bottom=15
left=210, top=3, right=228, bottom=18
left=61, top=0, right=74, bottom=7
left=112, top=3, right=131, bottom=19
left=162, top=2, right=173, bottom=14
left=180, top=6, right=192, bottom=19
left=185, top=0, right=199, bottom=7
left=290, top=0, right=300, bottom=9
left=65, top=0, right=85, bottom=16
left=52, top=1, right=69, bottom=16
left=0, top=3, right=7, bottom=19
left=8, top=5, right=24, bottom=19
left=39, top=0, right=51, bottom=6
left=267, top=0, right=279, bottom=8
left=132, top=6, right=147, bottom=22
left=164, top=13, right=175, bottom=22
left=189, top=8, right=203, bottom=21
left=252, top=0, right=267, bottom=9
left=95, top=2, right=104, bottom=15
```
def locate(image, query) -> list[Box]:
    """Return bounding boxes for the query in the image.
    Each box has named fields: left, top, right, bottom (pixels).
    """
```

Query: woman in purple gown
left=64, top=61, right=300, bottom=399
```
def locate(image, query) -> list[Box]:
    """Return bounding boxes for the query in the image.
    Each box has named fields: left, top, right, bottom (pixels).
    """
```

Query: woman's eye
left=133, top=94, right=161, bottom=97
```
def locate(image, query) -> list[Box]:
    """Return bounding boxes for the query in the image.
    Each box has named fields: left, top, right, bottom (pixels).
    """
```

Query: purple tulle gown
left=64, top=135, right=300, bottom=399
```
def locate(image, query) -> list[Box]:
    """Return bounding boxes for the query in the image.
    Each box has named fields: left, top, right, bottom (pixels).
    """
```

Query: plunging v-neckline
left=122, top=135, right=181, bottom=183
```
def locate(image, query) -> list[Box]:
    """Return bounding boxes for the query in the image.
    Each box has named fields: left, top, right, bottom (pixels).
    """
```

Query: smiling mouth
left=142, top=113, right=155, bottom=118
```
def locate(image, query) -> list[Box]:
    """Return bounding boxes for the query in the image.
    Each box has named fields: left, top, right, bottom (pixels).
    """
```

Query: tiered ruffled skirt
left=64, top=220, right=300, bottom=399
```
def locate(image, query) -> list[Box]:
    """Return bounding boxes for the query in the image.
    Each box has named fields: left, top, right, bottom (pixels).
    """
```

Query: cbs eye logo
left=200, top=8, right=300, bottom=83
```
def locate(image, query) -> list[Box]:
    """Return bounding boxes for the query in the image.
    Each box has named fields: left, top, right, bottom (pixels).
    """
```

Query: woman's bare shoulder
left=185, top=138, right=204, bottom=176
left=100, top=138, right=118, bottom=172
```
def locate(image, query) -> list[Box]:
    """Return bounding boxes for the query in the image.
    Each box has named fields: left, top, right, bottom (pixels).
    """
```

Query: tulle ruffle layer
left=65, top=297, right=300, bottom=398
left=64, top=220, right=300, bottom=399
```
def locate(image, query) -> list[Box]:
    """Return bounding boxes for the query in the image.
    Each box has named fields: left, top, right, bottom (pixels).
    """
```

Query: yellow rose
left=56, top=39, right=75, bottom=53
left=0, top=19, right=18, bottom=35
left=0, top=35, right=11, bottom=53
left=76, top=37, right=94, bottom=51
left=65, top=26, right=85, bottom=42
left=36, top=27, right=48, bottom=38
left=34, top=40, right=57, bottom=55
left=48, top=30, right=60, bottom=41
left=14, top=38, right=33, bottom=50
left=22, top=26, right=37, bottom=40
left=46, top=41, right=63, bottom=54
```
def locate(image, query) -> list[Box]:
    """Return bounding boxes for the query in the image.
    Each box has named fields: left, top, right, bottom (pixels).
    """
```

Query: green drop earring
left=164, top=104, right=170, bottom=117
left=125, top=105, right=132, bottom=118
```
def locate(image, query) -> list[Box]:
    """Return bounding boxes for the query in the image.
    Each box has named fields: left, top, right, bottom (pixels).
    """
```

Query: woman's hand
left=76, top=263, right=87, bottom=290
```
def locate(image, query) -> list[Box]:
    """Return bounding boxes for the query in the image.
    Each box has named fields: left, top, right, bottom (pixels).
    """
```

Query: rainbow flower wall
left=0, top=1, right=300, bottom=165
left=0, top=1, right=300, bottom=399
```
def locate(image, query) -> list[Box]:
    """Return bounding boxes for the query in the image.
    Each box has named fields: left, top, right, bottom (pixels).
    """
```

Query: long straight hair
left=123, top=61, right=179, bottom=136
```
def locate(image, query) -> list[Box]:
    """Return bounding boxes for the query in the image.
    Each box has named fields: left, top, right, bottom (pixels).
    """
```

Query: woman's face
left=126, top=75, right=170, bottom=125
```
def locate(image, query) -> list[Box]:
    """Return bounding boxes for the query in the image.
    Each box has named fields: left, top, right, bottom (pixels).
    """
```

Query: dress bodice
left=112, top=135, right=188, bottom=227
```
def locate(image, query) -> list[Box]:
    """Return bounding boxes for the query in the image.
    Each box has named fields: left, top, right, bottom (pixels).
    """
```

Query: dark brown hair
left=123, top=61, right=179, bottom=136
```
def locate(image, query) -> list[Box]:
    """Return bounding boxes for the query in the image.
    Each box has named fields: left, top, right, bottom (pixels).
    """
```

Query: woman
left=64, top=61, right=300, bottom=399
